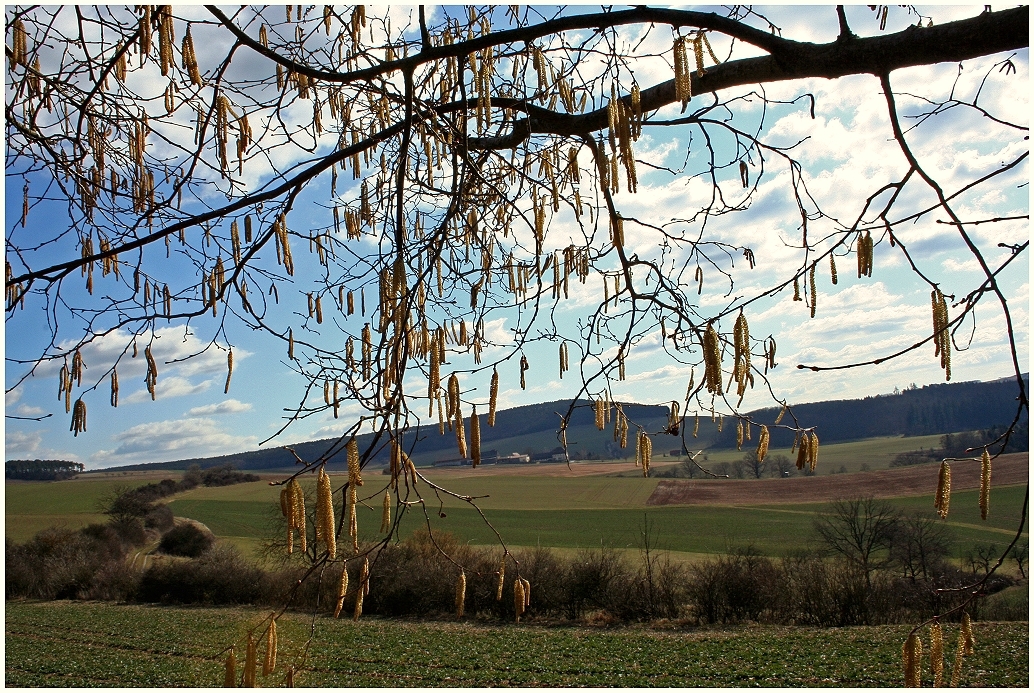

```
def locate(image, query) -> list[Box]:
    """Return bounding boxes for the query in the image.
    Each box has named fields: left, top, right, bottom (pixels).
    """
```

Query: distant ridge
left=102, top=374, right=1027, bottom=473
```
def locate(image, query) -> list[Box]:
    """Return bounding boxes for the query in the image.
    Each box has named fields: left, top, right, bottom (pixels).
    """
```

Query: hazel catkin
left=934, top=461, right=951, bottom=519
left=979, top=448, right=991, bottom=520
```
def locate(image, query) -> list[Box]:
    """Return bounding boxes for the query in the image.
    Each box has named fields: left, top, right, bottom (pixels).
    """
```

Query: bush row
left=9, top=525, right=1021, bottom=624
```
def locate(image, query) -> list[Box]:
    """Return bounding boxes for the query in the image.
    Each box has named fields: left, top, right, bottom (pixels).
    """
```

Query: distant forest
left=106, top=375, right=1027, bottom=473
left=6, top=460, right=85, bottom=480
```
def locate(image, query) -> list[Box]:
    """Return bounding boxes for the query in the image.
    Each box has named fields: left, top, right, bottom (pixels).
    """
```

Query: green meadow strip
left=5, top=601, right=1027, bottom=687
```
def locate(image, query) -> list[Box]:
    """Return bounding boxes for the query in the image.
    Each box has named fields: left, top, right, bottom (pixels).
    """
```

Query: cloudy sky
left=5, top=5, right=1028, bottom=469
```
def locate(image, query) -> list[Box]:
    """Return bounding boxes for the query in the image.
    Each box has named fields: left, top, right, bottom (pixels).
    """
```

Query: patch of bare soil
left=422, top=459, right=637, bottom=479
left=646, top=453, right=1028, bottom=506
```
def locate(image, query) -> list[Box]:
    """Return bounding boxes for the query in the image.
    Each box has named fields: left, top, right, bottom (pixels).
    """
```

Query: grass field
left=7, top=465, right=1026, bottom=561
left=162, top=483, right=1027, bottom=559
left=4, top=601, right=1027, bottom=687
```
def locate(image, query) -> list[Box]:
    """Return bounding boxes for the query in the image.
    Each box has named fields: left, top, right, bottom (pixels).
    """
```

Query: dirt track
left=646, top=453, right=1028, bottom=506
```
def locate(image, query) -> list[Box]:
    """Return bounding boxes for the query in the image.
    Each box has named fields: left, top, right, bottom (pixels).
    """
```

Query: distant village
left=433, top=449, right=558, bottom=467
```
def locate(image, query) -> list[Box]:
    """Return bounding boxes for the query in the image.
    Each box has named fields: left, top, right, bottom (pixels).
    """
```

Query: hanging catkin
left=381, top=490, right=391, bottom=533
left=902, top=632, right=922, bottom=688
left=470, top=406, right=481, bottom=467
left=703, top=324, right=723, bottom=395
left=224, top=350, right=233, bottom=394
left=455, top=569, right=467, bottom=618
left=934, top=461, right=951, bottom=519
left=979, top=449, right=991, bottom=520
left=496, top=556, right=506, bottom=601
left=316, top=466, right=336, bottom=559
left=224, top=647, right=236, bottom=687
left=930, top=621, right=944, bottom=687
left=334, top=563, right=349, bottom=618
left=346, top=438, right=362, bottom=487
left=244, top=633, right=257, bottom=688
left=514, top=577, right=526, bottom=623
left=488, top=368, right=499, bottom=426
left=262, top=617, right=277, bottom=677
left=756, top=425, right=770, bottom=464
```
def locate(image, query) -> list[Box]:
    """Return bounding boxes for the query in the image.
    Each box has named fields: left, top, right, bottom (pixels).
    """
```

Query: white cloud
left=5, top=428, right=83, bottom=463
left=6, top=387, right=22, bottom=407
left=5, top=430, right=43, bottom=457
left=91, top=417, right=258, bottom=465
left=123, top=376, right=214, bottom=404
left=187, top=399, right=254, bottom=416
left=15, top=403, right=48, bottom=418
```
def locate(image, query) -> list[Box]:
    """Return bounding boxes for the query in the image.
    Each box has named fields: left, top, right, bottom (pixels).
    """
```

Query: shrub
left=137, top=544, right=263, bottom=604
left=5, top=526, right=131, bottom=600
left=201, top=463, right=261, bottom=487
left=144, top=504, right=175, bottom=531
left=158, top=523, right=214, bottom=557
left=687, top=547, right=781, bottom=624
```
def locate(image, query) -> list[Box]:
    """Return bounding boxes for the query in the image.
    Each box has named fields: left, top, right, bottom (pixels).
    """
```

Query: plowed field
left=646, top=452, right=1028, bottom=506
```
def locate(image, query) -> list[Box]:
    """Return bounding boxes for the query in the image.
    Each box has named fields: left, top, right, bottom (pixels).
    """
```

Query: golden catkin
left=732, top=311, right=751, bottom=399
left=354, top=558, right=368, bottom=620
left=471, top=406, right=481, bottom=467
left=334, top=563, right=349, bottom=618
left=381, top=490, right=391, bottom=533
left=488, top=368, right=499, bottom=426
left=70, top=399, right=87, bottom=436
left=595, top=398, right=606, bottom=431
left=756, top=425, right=770, bottom=463
left=902, top=632, right=922, bottom=687
left=224, top=647, right=236, bottom=687
left=522, top=578, right=531, bottom=608
left=455, top=569, right=467, bottom=618
left=795, top=431, right=810, bottom=470
left=830, top=253, right=838, bottom=284
left=703, top=323, right=723, bottom=395
left=693, top=413, right=699, bottom=438
left=224, top=350, right=233, bottom=394
left=348, top=485, right=358, bottom=553
left=932, top=289, right=952, bottom=381
left=496, top=557, right=506, bottom=600
left=346, top=438, right=363, bottom=486
left=808, top=431, right=819, bottom=473
left=736, top=420, right=744, bottom=450
left=514, top=577, right=526, bottom=622
left=673, top=36, right=691, bottom=108
left=979, top=449, right=991, bottom=520
left=244, top=633, right=257, bottom=688
left=809, top=264, right=817, bottom=318
left=290, top=478, right=306, bottom=554
left=934, top=461, right=951, bottom=518
left=316, top=466, right=336, bottom=559
left=262, top=617, right=277, bottom=677
left=930, top=621, right=944, bottom=687
left=961, top=612, right=975, bottom=655
left=455, top=405, right=468, bottom=459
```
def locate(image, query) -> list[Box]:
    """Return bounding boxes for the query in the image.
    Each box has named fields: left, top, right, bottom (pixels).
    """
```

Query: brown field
left=420, top=458, right=639, bottom=478
left=646, top=452, right=1028, bottom=506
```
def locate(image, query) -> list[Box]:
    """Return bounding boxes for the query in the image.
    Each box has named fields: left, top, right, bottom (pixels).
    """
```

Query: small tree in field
left=5, top=4, right=1028, bottom=683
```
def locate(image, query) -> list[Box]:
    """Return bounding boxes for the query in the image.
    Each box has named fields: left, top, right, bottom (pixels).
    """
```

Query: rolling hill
left=104, top=374, right=1027, bottom=473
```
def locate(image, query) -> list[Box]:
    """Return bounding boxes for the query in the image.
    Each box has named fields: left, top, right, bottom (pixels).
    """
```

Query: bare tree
left=814, top=496, right=900, bottom=587
left=4, top=4, right=1029, bottom=680
left=890, top=512, right=953, bottom=582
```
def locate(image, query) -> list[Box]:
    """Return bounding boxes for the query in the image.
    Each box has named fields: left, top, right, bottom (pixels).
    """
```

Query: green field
left=3, top=433, right=957, bottom=543
left=7, top=459, right=1027, bottom=561
left=157, top=482, right=1034, bottom=559
left=4, top=601, right=1027, bottom=687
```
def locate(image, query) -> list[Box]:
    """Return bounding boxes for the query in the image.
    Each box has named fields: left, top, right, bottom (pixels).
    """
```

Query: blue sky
left=5, top=5, right=1028, bottom=469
